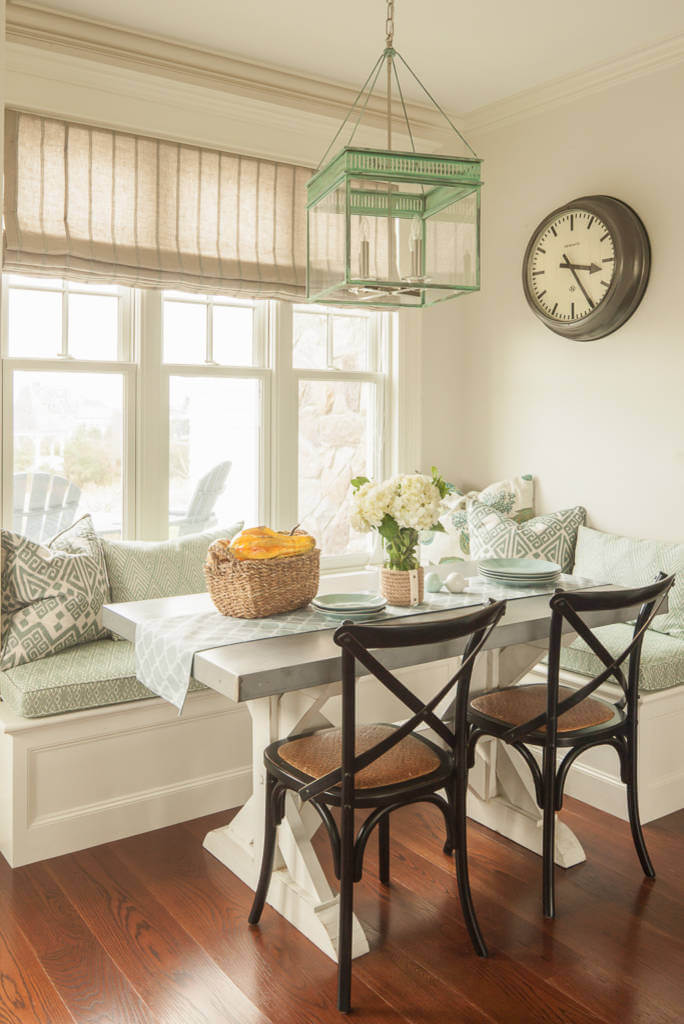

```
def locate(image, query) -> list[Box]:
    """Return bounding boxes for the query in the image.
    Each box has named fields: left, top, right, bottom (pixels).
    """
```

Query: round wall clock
left=522, top=195, right=650, bottom=342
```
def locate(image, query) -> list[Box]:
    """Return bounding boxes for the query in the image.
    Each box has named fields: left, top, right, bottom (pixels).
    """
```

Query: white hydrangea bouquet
left=351, top=468, right=452, bottom=571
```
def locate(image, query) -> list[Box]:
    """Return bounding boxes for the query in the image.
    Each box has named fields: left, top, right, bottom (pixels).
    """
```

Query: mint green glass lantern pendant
left=306, top=0, right=482, bottom=309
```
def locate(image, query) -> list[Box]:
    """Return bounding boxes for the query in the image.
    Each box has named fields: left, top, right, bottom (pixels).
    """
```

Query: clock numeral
left=532, top=270, right=544, bottom=276
left=602, top=257, right=614, bottom=262
left=600, top=232, right=609, bottom=241
left=587, top=217, right=594, bottom=229
left=571, top=302, right=575, bottom=319
left=551, top=302, right=558, bottom=315
left=570, top=214, right=574, bottom=231
left=550, top=225, right=557, bottom=237
left=537, top=290, right=546, bottom=299
left=600, top=280, right=610, bottom=287
left=537, top=246, right=546, bottom=254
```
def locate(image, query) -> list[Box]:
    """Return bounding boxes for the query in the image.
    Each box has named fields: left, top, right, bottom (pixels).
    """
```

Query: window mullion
left=205, top=300, right=214, bottom=364
left=136, top=289, right=168, bottom=540
left=59, top=282, right=69, bottom=359
left=270, top=300, right=298, bottom=531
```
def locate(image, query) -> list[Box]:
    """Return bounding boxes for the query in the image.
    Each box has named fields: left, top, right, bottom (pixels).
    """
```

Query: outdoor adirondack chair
left=170, top=461, right=232, bottom=536
left=13, top=472, right=81, bottom=543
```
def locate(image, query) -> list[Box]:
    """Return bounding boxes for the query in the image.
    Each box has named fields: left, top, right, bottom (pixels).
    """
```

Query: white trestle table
left=103, top=566, right=638, bottom=962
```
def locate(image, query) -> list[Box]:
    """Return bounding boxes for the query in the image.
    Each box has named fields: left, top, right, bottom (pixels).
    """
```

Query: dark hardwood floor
left=0, top=797, right=681, bottom=1023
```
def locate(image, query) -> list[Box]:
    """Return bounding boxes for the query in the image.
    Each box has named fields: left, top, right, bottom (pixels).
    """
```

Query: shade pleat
left=3, top=109, right=311, bottom=298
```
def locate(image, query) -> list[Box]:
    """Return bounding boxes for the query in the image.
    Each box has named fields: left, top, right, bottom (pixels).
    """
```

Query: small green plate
left=312, top=592, right=387, bottom=613
left=479, top=558, right=561, bottom=576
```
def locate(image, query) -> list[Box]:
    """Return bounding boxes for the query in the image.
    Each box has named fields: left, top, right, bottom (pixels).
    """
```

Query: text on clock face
left=528, top=210, right=615, bottom=322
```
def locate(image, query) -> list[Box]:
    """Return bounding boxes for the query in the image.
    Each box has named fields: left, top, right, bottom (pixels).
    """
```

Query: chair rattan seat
left=276, top=724, right=442, bottom=789
left=470, top=684, right=615, bottom=733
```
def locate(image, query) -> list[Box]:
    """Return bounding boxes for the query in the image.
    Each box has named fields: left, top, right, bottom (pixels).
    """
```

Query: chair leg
left=625, top=738, right=655, bottom=879
left=337, top=802, right=355, bottom=1013
left=541, top=747, right=556, bottom=919
left=248, top=772, right=282, bottom=925
left=450, top=774, right=488, bottom=957
left=378, top=813, right=390, bottom=886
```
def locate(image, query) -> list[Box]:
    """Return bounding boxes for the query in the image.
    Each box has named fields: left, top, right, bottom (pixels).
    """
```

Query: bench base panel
left=529, top=666, right=684, bottom=823
left=0, top=689, right=252, bottom=867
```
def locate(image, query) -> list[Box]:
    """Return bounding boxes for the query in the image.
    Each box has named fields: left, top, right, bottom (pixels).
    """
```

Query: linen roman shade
left=3, top=109, right=311, bottom=298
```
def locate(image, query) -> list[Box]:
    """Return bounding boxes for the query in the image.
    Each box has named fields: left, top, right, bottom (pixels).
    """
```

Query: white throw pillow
left=421, top=474, right=534, bottom=565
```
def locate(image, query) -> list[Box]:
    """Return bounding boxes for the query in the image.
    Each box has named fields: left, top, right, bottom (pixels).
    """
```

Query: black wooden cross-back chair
left=468, top=573, right=674, bottom=920
left=248, top=599, right=507, bottom=1014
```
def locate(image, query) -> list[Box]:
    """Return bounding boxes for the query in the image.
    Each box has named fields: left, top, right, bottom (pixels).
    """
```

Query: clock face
left=526, top=209, right=615, bottom=323
left=522, top=196, right=650, bottom=342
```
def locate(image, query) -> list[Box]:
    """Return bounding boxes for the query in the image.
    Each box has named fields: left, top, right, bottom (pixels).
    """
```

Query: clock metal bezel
left=522, top=195, right=650, bottom=342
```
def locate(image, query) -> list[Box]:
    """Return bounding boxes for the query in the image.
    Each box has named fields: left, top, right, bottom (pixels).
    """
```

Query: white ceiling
left=28, top=0, right=684, bottom=112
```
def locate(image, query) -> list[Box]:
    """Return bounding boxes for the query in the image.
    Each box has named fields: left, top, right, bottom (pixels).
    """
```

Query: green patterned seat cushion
left=557, top=624, right=684, bottom=693
left=468, top=502, right=586, bottom=573
left=0, top=638, right=205, bottom=718
left=1, top=515, right=109, bottom=670
left=421, top=474, right=534, bottom=564
left=102, top=522, right=243, bottom=603
left=573, top=526, right=684, bottom=640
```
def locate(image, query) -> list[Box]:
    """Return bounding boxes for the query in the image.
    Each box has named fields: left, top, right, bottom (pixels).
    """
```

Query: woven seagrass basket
left=204, top=534, right=320, bottom=618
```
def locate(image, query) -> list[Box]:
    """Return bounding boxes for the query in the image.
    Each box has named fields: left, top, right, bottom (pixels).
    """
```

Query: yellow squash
left=230, top=526, right=315, bottom=561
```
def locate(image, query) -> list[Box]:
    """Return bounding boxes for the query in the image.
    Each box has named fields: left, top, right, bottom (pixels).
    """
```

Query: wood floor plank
left=0, top=885, right=73, bottom=1024
left=114, top=820, right=413, bottom=1024
left=381, top=807, right=680, bottom=1024
left=0, top=858, right=153, bottom=1024
left=47, top=845, right=271, bottom=1024
left=0, top=801, right=680, bottom=1024
left=184, top=815, right=497, bottom=1024
left=383, top=799, right=684, bottom=1023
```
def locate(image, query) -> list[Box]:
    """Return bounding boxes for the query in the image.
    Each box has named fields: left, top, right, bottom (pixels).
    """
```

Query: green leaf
left=430, top=521, right=446, bottom=533
left=350, top=475, right=370, bottom=491
left=378, top=514, right=399, bottom=542
left=430, top=465, right=454, bottom=499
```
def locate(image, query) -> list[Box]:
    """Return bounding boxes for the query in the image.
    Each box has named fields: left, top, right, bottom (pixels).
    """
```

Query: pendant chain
left=385, top=0, right=395, bottom=48
left=385, top=0, right=395, bottom=150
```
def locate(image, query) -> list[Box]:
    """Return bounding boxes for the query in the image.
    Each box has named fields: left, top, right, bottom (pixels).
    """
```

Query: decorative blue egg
left=426, top=572, right=443, bottom=593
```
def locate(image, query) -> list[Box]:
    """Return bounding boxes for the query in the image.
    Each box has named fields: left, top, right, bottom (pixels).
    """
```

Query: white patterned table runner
left=134, top=575, right=597, bottom=712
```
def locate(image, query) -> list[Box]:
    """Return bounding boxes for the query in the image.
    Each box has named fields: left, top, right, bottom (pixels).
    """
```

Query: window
left=2, top=276, right=133, bottom=541
left=293, top=307, right=386, bottom=560
left=161, top=292, right=265, bottom=536
left=2, top=276, right=395, bottom=566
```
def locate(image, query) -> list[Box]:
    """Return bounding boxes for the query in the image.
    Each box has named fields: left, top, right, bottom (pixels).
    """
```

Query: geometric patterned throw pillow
left=0, top=514, right=109, bottom=669
left=468, top=501, right=586, bottom=573
left=573, top=525, right=684, bottom=640
left=101, top=521, right=243, bottom=604
left=421, top=474, right=535, bottom=564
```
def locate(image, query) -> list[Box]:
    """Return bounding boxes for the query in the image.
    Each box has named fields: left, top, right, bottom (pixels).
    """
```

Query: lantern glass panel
left=308, top=183, right=347, bottom=300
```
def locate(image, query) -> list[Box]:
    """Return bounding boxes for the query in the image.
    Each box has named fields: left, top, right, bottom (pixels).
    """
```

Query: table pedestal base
left=203, top=684, right=369, bottom=962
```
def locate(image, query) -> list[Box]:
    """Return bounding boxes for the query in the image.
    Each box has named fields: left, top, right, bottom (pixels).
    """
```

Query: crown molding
left=465, top=32, right=684, bottom=135
left=5, top=0, right=457, bottom=141
left=5, top=41, right=438, bottom=164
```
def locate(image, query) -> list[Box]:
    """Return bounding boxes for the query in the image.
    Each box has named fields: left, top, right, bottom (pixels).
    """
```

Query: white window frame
left=0, top=276, right=412, bottom=572
left=0, top=277, right=136, bottom=537
left=284, top=304, right=391, bottom=571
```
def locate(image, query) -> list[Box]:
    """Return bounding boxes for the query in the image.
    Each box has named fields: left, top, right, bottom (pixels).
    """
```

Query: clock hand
left=559, top=261, right=601, bottom=274
left=561, top=254, right=594, bottom=310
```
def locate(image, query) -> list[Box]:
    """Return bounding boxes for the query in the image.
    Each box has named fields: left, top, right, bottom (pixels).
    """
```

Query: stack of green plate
left=478, top=558, right=561, bottom=588
left=311, top=593, right=387, bottom=621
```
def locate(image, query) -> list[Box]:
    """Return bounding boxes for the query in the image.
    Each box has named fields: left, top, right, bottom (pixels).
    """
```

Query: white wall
left=421, top=61, right=684, bottom=543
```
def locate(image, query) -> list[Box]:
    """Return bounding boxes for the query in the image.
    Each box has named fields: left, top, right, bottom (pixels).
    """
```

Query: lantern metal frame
left=306, top=2, right=483, bottom=309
